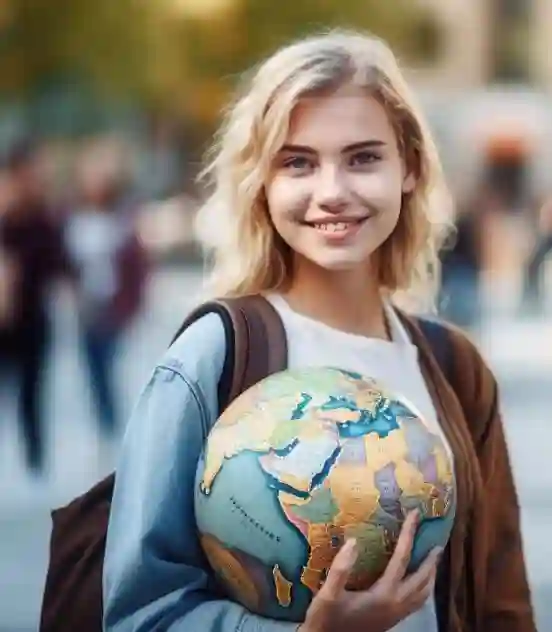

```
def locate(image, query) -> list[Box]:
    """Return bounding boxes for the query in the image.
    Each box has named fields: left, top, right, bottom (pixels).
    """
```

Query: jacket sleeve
left=103, top=314, right=299, bottom=632
left=469, top=352, right=537, bottom=632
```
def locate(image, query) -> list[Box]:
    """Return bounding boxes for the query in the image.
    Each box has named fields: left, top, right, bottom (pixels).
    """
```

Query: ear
left=402, top=170, right=416, bottom=194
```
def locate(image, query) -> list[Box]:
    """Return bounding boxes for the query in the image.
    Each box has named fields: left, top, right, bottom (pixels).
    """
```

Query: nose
left=313, top=165, right=348, bottom=213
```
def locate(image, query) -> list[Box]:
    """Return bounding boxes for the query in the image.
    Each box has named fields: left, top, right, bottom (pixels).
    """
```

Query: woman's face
left=265, top=83, right=415, bottom=273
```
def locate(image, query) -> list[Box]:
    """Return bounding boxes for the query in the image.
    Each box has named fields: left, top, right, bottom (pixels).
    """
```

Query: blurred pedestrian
left=0, top=138, right=70, bottom=475
left=439, top=190, right=489, bottom=329
left=522, top=196, right=552, bottom=312
left=64, top=138, right=149, bottom=440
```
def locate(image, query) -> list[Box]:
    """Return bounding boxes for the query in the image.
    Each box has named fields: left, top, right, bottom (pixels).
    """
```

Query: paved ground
left=0, top=266, right=551, bottom=630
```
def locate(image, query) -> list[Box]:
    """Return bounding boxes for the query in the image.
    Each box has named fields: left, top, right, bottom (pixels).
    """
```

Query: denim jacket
left=103, top=313, right=299, bottom=631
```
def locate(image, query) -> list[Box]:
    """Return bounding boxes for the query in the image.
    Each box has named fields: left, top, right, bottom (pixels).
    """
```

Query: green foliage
left=172, top=0, right=439, bottom=128
left=0, top=0, right=153, bottom=97
left=0, top=0, right=441, bottom=132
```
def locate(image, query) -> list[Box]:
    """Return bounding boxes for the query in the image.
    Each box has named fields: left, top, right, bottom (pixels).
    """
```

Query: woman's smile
left=302, top=216, right=371, bottom=241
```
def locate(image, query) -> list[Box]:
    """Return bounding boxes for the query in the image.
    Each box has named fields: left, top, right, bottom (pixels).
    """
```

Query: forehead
left=285, top=84, right=397, bottom=150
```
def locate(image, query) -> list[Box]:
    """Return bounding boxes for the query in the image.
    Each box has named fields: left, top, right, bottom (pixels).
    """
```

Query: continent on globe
left=200, top=392, right=310, bottom=495
left=199, top=533, right=264, bottom=612
left=273, top=565, right=293, bottom=607
left=259, top=426, right=340, bottom=495
left=195, top=367, right=456, bottom=623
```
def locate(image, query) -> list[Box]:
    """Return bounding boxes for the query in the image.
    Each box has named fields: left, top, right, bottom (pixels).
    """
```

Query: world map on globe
left=194, top=367, right=456, bottom=622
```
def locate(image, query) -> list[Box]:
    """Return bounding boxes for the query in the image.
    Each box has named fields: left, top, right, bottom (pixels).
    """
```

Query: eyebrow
left=279, top=140, right=387, bottom=154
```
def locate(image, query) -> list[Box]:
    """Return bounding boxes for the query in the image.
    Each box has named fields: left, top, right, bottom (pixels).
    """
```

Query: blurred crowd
left=0, top=131, right=551, bottom=478
left=0, top=136, right=150, bottom=477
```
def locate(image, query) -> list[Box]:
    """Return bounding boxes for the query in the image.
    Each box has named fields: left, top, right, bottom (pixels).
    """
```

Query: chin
left=310, top=254, right=370, bottom=272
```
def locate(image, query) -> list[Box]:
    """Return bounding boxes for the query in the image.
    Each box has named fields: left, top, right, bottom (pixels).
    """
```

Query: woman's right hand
left=299, top=511, right=442, bottom=632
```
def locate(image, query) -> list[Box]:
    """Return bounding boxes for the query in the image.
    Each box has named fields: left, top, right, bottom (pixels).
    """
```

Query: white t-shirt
left=64, top=210, right=128, bottom=319
left=266, top=294, right=453, bottom=632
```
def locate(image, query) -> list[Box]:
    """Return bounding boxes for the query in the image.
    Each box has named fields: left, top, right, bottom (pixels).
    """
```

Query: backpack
left=39, top=296, right=453, bottom=632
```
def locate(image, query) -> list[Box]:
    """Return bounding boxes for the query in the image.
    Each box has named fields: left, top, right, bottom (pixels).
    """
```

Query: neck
left=282, top=256, right=389, bottom=339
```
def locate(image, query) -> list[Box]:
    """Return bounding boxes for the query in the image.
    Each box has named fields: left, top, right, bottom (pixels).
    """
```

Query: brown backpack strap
left=171, top=294, right=288, bottom=409
left=220, top=295, right=288, bottom=401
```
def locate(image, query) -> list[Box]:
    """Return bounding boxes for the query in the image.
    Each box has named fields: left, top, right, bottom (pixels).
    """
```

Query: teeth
left=313, top=222, right=350, bottom=232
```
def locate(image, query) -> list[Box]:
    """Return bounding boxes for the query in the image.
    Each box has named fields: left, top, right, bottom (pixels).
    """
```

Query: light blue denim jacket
left=103, top=313, right=299, bottom=632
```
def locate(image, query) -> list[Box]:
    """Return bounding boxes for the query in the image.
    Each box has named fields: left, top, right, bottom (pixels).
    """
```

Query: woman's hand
left=299, top=511, right=442, bottom=632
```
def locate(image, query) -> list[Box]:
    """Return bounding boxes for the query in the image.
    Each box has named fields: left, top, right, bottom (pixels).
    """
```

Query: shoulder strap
left=414, top=316, right=453, bottom=384
left=170, top=295, right=288, bottom=410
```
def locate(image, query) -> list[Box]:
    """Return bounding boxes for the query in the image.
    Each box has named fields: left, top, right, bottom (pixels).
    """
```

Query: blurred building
left=409, top=0, right=552, bottom=207
left=406, top=0, right=491, bottom=90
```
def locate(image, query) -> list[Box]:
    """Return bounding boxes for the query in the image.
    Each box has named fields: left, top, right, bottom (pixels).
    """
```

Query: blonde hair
left=195, top=29, right=453, bottom=312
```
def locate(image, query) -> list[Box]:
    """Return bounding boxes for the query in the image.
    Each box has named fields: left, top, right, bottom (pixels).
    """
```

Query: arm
left=470, top=359, right=536, bottom=631
left=109, top=233, right=150, bottom=330
left=45, top=212, right=76, bottom=281
left=0, top=249, right=18, bottom=326
left=103, top=313, right=299, bottom=632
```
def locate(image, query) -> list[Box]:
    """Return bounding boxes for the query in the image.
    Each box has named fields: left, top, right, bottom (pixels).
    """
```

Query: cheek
left=266, top=176, right=311, bottom=227
left=351, top=170, right=403, bottom=210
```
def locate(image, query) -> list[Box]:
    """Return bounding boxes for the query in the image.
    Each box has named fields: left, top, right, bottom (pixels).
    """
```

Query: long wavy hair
left=194, top=29, right=454, bottom=312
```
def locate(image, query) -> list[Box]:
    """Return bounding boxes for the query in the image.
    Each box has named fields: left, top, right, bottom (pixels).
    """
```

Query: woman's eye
left=350, top=151, right=381, bottom=166
left=282, top=156, right=312, bottom=170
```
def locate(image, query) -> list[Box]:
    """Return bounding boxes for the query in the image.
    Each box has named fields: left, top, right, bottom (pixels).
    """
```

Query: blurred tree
left=168, top=0, right=442, bottom=131
left=0, top=0, right=441, bottom=144
left=0, top=0, right=153, bottom=98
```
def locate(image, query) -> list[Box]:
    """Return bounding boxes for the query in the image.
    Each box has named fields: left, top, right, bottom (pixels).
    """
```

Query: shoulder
left=118, top=312, right=228, bottom=444
left=431, top=318, right=494, bottom=382
left=402, top=311, right=497, bottom=396
left=159, top=311, right=227, bottom=386
left=444, top=323, right=499, bottom=424
left=403, top=313, right=501, bottom=447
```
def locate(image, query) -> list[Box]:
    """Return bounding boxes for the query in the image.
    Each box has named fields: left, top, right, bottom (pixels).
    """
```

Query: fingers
left=379, top=510, right=419, bottom=586
left=319, top=539, right=358, bottom=597
left=396, top=546, right=442, bottom=603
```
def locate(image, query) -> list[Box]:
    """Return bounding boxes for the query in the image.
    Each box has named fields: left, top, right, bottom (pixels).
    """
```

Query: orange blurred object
left=485, top=133, right=531, bottom=160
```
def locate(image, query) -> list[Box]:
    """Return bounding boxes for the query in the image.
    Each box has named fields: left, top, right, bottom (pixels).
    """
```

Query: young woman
left=103, top=30, right=535, bottom=632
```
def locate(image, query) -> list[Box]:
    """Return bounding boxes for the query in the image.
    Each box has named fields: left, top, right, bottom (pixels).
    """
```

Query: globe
left=194, top=367, right=456, bottom=622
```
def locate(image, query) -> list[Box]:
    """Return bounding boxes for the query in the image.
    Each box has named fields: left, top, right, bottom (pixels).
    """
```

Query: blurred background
left=0, top=1, right=551, bottom=630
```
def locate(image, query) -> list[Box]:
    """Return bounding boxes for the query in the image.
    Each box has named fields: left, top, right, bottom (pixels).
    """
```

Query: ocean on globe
left=194, top=367, right=456, bottom=622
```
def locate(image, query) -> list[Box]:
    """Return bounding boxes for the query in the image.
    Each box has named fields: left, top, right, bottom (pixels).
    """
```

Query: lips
left=303, top=215, right=371, bottom=237
left=303, top=216, right=370, bottom=238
